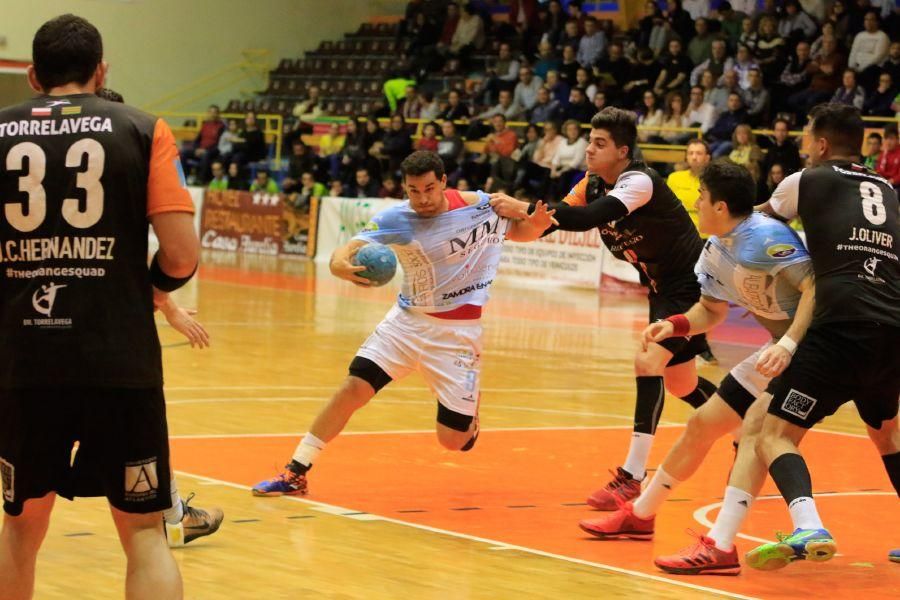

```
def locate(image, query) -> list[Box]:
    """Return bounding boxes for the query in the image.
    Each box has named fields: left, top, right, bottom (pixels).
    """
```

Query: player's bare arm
left=756, top=274, right=815, bottom=378
left=641, top=295, right=729, bottom=351
left=330, top=239, right=372, bottom=285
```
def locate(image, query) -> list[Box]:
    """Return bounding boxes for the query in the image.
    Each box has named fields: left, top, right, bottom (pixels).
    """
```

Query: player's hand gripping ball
left=352, top=244, right=397, bottom=287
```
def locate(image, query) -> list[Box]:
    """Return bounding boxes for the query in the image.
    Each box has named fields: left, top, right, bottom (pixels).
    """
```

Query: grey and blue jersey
left=353, top=192, right=510, bottom=312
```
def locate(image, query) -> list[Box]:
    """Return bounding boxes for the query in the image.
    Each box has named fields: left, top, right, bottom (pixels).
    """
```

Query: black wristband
left=149, top=252, right=197, bottom=292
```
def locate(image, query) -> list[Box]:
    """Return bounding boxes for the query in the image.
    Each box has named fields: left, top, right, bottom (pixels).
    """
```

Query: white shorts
left=730, top=341, right=773, bottom=399
left=356, top=305, right=483, bottom=418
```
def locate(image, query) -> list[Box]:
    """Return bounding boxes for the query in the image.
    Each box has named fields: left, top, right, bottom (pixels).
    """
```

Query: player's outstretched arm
left=756, top=274, right=815, bottom=377
left=641, top=296, right=728, bottom=351
left=507, top=201, right=558, bottom=242
left=159, top=297, right=210, bottom=349
left=330, top=239, right=372, bottom=286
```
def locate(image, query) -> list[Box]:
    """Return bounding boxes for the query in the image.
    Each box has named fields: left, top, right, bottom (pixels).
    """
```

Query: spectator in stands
left=637, top=91, right=665, bottom=142
left=592, top=90, right=609, bottom=112
left=622, top=47, right=663, bottom=109
left=404, top=11, right=440, bottom=60
left=456, top=178, right=471, bottom=191
left=864, top=131, right=882, bottom=169
left=567, top=0, right=588, bottom=33
left=728, top=124, right=763, bottom=183
left=708, top=68, right=741, bottom=113
left=379, top=176, right=404, bottom=199
left=436, top=90, right=469, bottom=122
left=743, top=67, right=771, bottom=126
left=514, top=66, right=544, bottom=112
left=876, top=123, right=900, bottom=189
left=739, top=16, right=760, bottom=52
left=864, top=72, right=897, bottom=115
left=827, top=0, right=853, bottom=44
left=217, top=119, right=241, bottom=167
left=419, top=91, right=441, bottom=121
left=762, top=118, right=803, bottom=177
left=687, top=85, right=717, bottom=134
left=181, top=104, right=224, bottom=183
left=477, top=114, right=520, bottom=191
left=557, top=19, right=582, bottom=52
left=800, top=0, right=827, bottom=22
left=478, top=42, right=521, bottom=107
left=533, top=40, right=561, bottom=81
left=545, top=70, right=570, bottom=106
left=648, top=10, right=678, bottom=57
left=232, top=111, right=267, bottom=166
left=660, top=91, right=692, bottom=143
left=638, top=0, right=662, bottom=48
left=327, top=179, right=343, bottom=197
left=563, top=86, right=594, bottom=123
left=666, top=139, right=711, bottom=233
left=594, top=41, right=630, bottom=95
left=438, top=1, right=460, bottom=47
left=683, top=0, right=710, bottom=20
left=347, top=168, right=380, bottom=198
left=529, top=86, right=563, bottom=123
left=383, top=75, right=418, bottom=113
left=810, top=20, right=838, bottom=57
left=733, top=44, right=760, bottom=89
left=542, top=0, right=566, bottom=48
left=399, top=85, right=422, bottom=119
left=691, top=39, right=734, bottom=86
left=559, top=44, right=580, bottom=84
left=474, top=89, right=523, bottom=122
left=849, top=10, right=891, bottom=88
left=716, top=2, right=748, bottom=48
left=663, top=0, right=696, bottom=43
left=337, top=118, right=371, bottom=182
left=778, top=0, right=818, bottom=42
left=292, top=86, right=324, bottom=132
left=549, top=119, right=587, bottom=200
left=776, top=41, right=813, bottom=112
left=577, top=16, right=606, bottom=68
left=227, top=163, right=247, bottom=191
left=574, top=67, right=597, bottom=102
left=520, top=120, right=562, bottom=196
left=654, top=38, right=693, bottom=97
left=787, top=35, right=846, bottom=117
left=415, top=122, right=440, bottom=152
left=755, top=15, right=787, bottom=82
left=687, top=18, right=715, bottom=67
left=707, top=91, right=749, bottom=156
left=318, top=122, right=345, bottom=165
left=830, top=68, right=866, bottom=108
left=207, top=161, right=228, bottom=191
left=763, top=162, right=787, bottom=196
left=438, top=120, right=465, bottom=176
left=250, top=169, right=279, bottom=194
left=287, top=172, right=326, bottom=212
left=286, top=139, right=320, bottom=184
left=380, top=114, right=414, bottom=175
left=446, top=3, right=485, bottom=65
left=880, top=42, right=900, bottom=86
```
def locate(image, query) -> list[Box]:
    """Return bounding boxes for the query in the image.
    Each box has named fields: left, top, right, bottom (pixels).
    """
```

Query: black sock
left=635, top=376, right=665, bottom=435
left=769, top=453, right=813, bottom=505
left=288, top=459, right=311, bottom=475
left=679, top=376, right=717, bottom=409
left=882, top=451, right=900, bottom=496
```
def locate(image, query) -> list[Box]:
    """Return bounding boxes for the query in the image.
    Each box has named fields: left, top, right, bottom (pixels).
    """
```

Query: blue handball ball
left=352, top=243, right=397, bottom=287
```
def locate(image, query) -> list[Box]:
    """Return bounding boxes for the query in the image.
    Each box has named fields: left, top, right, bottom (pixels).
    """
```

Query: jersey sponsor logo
left=31, top=282, right=66, bottom=317
left=124, top=458, right=159, bottom=502
left=766, top=244, right=797, bottom=258
left=447, top=216, right=504, bottom=257
left=0, top=116, right=113, bottom=138
left=441, top=279, right=493, bottom=300
left=864, top=257, right=880, bottom=277
left=0, top=457, right=14, bottom=503
left=361, top=221, right=379, bottom=233
left=781, top=389, right=817, bottom=421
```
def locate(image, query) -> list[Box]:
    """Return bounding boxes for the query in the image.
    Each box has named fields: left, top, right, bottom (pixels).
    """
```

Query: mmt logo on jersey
left=448, top=216, right=504, bottom=256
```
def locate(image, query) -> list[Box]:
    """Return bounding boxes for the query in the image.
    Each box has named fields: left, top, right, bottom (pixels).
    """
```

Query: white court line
left=174, top=469, right=758, bottom=600
left=169, top=424, right=685, bottom=440
left=693, top=491, right=895, bottom=546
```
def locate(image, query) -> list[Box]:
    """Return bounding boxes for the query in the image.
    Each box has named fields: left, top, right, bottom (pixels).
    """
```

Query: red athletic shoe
left=654, top=532, right=741, bottom=575
left=579, top=502, right=655, bottom=540
left=586, top=467, right=642, bottom=510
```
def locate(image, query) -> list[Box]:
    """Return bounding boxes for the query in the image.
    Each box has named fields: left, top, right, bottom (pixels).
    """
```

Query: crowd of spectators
left=182, top=0, right=900, bottom=208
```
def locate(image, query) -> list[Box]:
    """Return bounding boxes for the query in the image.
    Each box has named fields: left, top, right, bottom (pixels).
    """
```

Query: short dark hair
left=590, top=107, right=637, bottom=158
left=808, top=103, right=864, bottom=155
left=32, top=14, right=103, bottom=90
left=700, top=160, right=756, bottom=217
left=686, top=138, right=710, bottom=155
left=868, top=132, right=883, bottom=142
left=401, top=151, right=445, bottom=180
left=96, top=87, right=123, bottom=103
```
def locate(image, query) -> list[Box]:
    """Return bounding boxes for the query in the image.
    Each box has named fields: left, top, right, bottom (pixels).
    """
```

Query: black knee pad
left=436, top=403, right=474, bottom=432
left=348, top=356, right=392, bottom=392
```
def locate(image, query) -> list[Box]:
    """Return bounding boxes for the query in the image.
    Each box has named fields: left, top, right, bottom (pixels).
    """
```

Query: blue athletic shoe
left=252, top=466, right=308, bottom=497
left=890, top=549, right=900, bottom=563
left=746, top=528, right=836, bottom=571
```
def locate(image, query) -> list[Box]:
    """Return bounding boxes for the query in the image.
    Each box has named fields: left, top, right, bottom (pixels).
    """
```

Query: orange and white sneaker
left=655, top=532, right=741, bottom=575
left=586, top=467, right=643, bottom=510
left=579, top=501, right=655, bottom=540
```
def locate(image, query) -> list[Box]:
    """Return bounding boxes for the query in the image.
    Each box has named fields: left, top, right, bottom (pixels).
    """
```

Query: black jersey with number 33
left=0, top=94, right=195, bottom=388
left=769, top=160, right=900, bottom=327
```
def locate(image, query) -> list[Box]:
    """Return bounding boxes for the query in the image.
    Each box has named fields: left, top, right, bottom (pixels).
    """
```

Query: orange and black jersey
left=553, top=161, right=703, bottom=293
left=0, top=93, right=194, bottom=388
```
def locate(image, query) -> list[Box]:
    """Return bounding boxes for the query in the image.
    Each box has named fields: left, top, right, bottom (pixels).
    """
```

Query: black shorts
left=767, top=323, right=900, bottom=429
left=648, top=282, right=708, bottom=367
left=0, top=387, right=171, bottom=516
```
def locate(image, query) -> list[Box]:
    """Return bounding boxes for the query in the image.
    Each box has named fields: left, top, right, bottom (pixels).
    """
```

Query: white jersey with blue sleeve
left=353, top=191, right=511, bottom=312
left=695, top=212, right=812, bottom=322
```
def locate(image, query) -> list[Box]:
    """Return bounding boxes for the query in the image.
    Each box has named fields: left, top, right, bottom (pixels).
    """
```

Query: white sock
left=632, top=467, right=679, bottom=519
left=622, top=432, right=654, bottom=480
left=788, top=496, right=824, bottom=531
left=163, top=477, right=183, bottom=525
left=292, top=432, right=326, bottom=467
left=707, top=486, right=753, bottom=551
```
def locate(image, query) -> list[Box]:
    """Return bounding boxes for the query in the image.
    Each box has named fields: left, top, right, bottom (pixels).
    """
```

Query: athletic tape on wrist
left=776, top=335, right=798, bottom=355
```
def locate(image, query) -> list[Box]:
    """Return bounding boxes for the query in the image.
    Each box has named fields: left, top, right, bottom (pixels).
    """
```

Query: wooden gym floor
left=31, top=252, right=898, bottom=599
